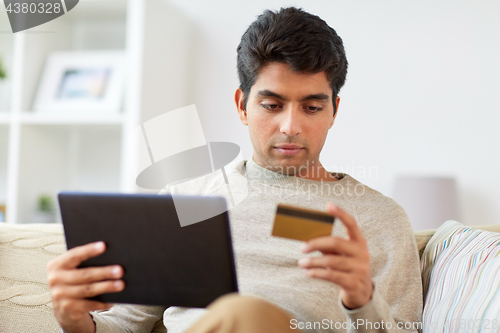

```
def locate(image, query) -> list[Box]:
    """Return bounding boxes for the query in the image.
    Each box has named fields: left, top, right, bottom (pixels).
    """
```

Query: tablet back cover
left=58, top=192, right=238, bottom=308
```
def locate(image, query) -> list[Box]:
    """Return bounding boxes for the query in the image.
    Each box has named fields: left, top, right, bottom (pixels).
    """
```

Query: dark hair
left=236, top=7, right=348, bottom=116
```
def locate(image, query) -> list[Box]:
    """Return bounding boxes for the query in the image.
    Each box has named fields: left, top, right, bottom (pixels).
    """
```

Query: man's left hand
left=298, top=202, right=374, bottom=310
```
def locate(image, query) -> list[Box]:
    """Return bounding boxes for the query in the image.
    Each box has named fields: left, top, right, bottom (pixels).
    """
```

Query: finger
left=326, top=202, right=364, bottom=243
left=54, top=242, right=106, bottom=270
left=305, top=268, right=352, bottom=288
left=53, top=280, right=125, bottom=300
left=298, top=255, right=355, bottom=273
left=52, top=265, right=123, bottom=286
left=302, top=236, right=359, bottom=257
left=57, top=299, right=115, bottom=319
left=85, top=300, right=114, bottom=312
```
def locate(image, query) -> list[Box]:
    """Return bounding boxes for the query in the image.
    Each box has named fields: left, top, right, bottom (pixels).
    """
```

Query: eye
left=261, top=104, right=281, bottom=110
left=305, top=106, right=323, bottom=112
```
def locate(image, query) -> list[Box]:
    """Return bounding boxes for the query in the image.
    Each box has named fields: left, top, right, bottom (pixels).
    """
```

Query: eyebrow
left=256, top=89, right=330, bottom=102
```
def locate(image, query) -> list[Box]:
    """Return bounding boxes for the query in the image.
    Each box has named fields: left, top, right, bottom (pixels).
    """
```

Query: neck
left=295, top=165, right=338, bottom=182
left=252, top=155, right=338, bottom=182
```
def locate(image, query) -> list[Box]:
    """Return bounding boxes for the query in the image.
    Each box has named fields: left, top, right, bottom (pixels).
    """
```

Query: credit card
left=271, top=204, right=335, bottom=241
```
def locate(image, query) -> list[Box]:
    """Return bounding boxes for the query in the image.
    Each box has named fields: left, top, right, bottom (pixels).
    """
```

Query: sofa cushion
left=0, top=222, right=65, bottom=332
left=420, top=220, right=500, bottom=331
left=0, top=222, right=167, bottom=333
left=414, top=223, right=500, bottom=259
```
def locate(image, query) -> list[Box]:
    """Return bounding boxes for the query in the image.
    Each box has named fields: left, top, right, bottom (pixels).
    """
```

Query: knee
left=208, top=293, right=285, bottom=317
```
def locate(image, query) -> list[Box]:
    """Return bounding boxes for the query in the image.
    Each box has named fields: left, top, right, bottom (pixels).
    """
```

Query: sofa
left=1, top=222, right=499, bottom=332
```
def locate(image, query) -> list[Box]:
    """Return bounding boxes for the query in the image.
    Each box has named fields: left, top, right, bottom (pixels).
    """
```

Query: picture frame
left=0, top=204, right=6, bottom=222
left=33, top=51, right=126, bottom=114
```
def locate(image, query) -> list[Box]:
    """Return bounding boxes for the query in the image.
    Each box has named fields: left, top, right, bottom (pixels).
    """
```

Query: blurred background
left=0, top=0, right=499, bottom=228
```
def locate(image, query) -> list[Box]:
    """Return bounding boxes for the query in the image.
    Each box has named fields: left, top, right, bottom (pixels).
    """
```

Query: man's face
left=235, top=62, right=339, bottom=175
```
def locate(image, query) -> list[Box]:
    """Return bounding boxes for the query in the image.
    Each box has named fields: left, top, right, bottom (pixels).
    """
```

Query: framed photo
left=0, top=204, right=5, bottom=222
left=33, top=51, right=126, bottom=114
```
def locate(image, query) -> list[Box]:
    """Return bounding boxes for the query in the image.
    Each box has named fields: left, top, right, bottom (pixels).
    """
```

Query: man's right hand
left=47, top=241, right=125, bottom=333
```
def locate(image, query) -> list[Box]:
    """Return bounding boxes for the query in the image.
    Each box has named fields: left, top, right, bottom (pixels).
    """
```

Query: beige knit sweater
left=90, top=156, right=423, bottom=333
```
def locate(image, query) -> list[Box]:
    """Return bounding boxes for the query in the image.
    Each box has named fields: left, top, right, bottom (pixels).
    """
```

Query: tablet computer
left=58, top=192, right=238, bottom=308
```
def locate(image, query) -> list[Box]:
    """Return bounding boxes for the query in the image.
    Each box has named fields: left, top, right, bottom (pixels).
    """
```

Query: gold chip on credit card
left=271, top=204, right=335, bottom=241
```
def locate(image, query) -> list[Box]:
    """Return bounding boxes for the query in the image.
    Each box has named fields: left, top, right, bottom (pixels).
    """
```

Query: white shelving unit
left=0, top=0, right=192, bottom=223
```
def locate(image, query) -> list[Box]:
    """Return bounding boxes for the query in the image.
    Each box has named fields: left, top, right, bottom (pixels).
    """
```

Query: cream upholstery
left=1, top=221, right=499, bottom=332
left=0, top=223, right=167, bottom=333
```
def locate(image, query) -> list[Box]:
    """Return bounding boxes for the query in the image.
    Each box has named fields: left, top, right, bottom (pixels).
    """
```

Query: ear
left=235, top=88, right=248, bottom=126
left=329, top=96, right=340, bottom=129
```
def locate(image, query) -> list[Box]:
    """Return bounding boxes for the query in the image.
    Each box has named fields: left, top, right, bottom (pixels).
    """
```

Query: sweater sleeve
left=339, top=283, right=421, bottom=332
left=338, top=195, right=423, bottom=333
left=90, top=304, right=167, bottom=333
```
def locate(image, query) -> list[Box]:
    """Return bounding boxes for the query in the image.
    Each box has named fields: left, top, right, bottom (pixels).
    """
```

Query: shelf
left=1, top=0, right=191, bottom=223
left=0, top=113, right=125, bottom=125
left=19, top=113, right=125, bottom=125
left=17, top=124, right=122, bottom=224
left=18, top=1, right=127, bottom=113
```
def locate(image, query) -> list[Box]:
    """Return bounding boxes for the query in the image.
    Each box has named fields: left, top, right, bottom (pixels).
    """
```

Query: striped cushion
left=421, top=220, right=500, bottom=331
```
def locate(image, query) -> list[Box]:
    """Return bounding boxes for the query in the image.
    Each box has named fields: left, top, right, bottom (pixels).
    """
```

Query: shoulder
left=340, top=175, right=406, bottom=215
left=158, top=154, right=246, bottom=196
left=338, top=175, right=411, bottom=232
left=340, top=178, right=418, bottom=265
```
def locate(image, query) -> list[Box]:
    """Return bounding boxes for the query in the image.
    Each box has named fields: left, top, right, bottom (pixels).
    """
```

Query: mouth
left=273, top=145, right=304, bottom=156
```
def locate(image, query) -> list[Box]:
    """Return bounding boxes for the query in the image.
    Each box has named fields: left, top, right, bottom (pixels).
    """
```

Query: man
left=47, top=7, right=423, bottom=333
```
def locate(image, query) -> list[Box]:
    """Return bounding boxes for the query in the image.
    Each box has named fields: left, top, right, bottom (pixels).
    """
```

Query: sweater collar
left=244, top=156, right=348, bottom=189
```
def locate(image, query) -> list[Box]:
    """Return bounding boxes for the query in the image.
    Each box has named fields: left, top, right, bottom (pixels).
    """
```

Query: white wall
left=162, top=0, right=500, bottom=225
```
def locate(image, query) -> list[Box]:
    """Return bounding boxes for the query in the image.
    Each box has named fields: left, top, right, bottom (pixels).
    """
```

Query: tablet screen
left=58, top=192, right=238, bottom=307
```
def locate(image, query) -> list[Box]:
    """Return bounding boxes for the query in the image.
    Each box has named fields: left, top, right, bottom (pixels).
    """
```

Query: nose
left=279, top=106, right=302, bottom=136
